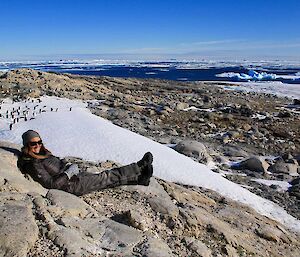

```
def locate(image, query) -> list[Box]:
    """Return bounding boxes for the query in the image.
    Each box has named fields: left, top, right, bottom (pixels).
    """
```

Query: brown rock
left=236, top=156, right=269, bottom=173
left=46, top=189, right=97, bottom=218
left=185, top=237, right=212, bottom=257
left=255, top=226, right=282, bottom=242
left=269, top=159, right=298, bottom=176
left=0, top=196, right=39, bottom=257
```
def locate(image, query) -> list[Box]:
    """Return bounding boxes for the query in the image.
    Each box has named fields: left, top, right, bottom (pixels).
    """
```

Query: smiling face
left=28, top=136, right=43, bottom=154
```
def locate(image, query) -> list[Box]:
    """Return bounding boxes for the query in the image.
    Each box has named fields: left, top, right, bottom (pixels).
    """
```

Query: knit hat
left=22, top=130, right=41, bottom=146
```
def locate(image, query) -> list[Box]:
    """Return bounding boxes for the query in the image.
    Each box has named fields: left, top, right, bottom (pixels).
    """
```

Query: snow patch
left=219, top=81, right=300, bottom=99
left=252, top=179, right=291, bottom=191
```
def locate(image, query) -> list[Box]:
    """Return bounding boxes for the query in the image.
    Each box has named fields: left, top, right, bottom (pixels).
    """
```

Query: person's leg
left=65, top=162, right=142, bottom=196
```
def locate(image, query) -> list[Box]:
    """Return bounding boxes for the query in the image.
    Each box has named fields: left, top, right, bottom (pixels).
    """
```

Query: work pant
left=64, top=163, right=141, bottom=196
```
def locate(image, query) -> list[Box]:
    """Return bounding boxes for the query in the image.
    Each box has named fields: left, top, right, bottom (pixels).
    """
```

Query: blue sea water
left=1, top=61, right=300, bottom=84
left=57, top=66, right=247, bottom=82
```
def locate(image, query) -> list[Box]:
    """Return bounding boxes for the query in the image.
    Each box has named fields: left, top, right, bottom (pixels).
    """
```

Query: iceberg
left=248, top=70, right=277, bottom=80
left=216, top=70, right=277, bottom=81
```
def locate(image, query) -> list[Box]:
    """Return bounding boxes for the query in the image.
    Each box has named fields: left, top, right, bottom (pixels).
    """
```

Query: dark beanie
left=22, top=130, right=41, bottom=146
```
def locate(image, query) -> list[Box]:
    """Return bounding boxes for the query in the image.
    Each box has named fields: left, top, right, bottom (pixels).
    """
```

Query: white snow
left=1, top=96, right=300, bottom=233
left=252, top=179, right=291, bottom=191
left=251, top=113, right=268, bottom=120
left=219, top=81, right=300, bottom=99
left=183, top=107, right=215, bottom=112
left=220, top=170, right=247, bottom=177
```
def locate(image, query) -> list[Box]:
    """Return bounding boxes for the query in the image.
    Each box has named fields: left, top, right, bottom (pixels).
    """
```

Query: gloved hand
left=64, top=164, right=80, bottom=179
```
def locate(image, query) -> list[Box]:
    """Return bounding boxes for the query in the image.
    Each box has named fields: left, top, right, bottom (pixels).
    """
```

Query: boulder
left=272, top=129, right=293, bottom=139
left=239, top=104, right=253, bottom=117
left=123, top=209, right=148, bottom=231
left=282, top=153, right=294, bottom=161
left=293, top=99, right=300, bottom=105
left=184, top=237, right=212, bottom=257
left=174, top=140, right=211, bottom=164
left=277, top=111, right=292, bottom=118
left=222, top=145, right=249, bottom=158
left=0, top=195, right=39, bottom=257
left=156, top=105, right=173, bottom=115
left=162, top=181, right=216, bottom=207
left=140, top=238, right=174, bottom=257
left=123, top=177, right=170, bottom=198
left=227, top=131, right=241, bottom=139
left=53, top=217, right=144, bottom=254
left=268, top=159, right=298, bottom=176
left=176, top=102, right=189, bottom=111
left=290, top=177, right=300, bottom=186
left=46, top=189, right=97, bottom=218
left=289, top=184, right=300, bottom=199
left=255, top=225, right=283, bottom=242
left=233, top=157, right=269, bottom=173
left=48, top=226, right=102, bottom=257
left=148, top=196, right=179, bottom=218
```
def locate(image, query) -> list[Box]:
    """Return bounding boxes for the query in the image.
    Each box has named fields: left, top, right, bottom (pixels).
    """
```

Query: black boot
left=137, top=152, right=153, bottom=169
left=137, top=152, right=153, bottom=186
left=138, top=164, right=153, bottom=186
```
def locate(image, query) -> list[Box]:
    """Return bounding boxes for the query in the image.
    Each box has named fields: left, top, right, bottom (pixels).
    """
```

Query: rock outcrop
left=232, top=156, right=270, bottom=174
left=0, top=141, right=300, bottom=256
left=174, top=140, right=212, bottom=164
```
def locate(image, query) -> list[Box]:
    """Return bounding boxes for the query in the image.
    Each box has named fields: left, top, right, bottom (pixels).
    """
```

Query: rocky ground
left=1, top=141, right=300, bottom=257
left=0, top=69, right=300, bottom=256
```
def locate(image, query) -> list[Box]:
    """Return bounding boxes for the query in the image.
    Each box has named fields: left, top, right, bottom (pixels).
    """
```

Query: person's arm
left=30, top=160, right=69, bottom=189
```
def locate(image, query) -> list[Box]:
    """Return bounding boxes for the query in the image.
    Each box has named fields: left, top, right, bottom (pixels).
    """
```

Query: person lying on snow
left=17, top=130, right=153, bottom=196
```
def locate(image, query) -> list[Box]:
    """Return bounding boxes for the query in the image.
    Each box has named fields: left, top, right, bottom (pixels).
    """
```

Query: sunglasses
left=29, top=140, right=43, bottom=146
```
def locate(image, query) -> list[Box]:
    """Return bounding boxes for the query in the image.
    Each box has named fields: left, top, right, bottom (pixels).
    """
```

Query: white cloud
left=179, top=39, right=245, bottom=46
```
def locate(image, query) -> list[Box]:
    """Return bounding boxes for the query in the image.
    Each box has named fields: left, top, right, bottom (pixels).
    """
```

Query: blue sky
left=0, top=0, right=299, bottom=60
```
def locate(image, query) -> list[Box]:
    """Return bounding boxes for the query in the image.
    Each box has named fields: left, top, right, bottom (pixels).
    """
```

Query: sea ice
left=218, top=81, right=300, bottom=99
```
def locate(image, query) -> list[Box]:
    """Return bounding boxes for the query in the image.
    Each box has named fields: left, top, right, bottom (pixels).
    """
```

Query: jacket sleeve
left=30, top=160, right=69, bottom=189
